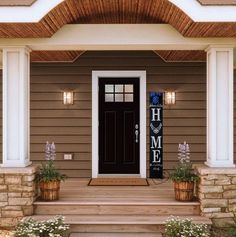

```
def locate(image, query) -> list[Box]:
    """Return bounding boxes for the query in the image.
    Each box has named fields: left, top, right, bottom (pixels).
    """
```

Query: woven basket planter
left=39, top=180, right=60, bottom=201
left=174, top=181, right=194, bottom=202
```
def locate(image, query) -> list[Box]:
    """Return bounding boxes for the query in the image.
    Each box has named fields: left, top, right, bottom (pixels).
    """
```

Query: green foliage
left=35, top=160, right=66, bottom=183
left=170, top=163, right=199, bottom=182
left=15, top=216, right=70, bottom=237
left=229, top=226, right=236, bottom=236
left=164, top=216, right=210, bottom=237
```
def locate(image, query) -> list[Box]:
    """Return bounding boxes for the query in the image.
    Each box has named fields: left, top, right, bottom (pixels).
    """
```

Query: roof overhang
left=0, top=0, right=236, bottom=38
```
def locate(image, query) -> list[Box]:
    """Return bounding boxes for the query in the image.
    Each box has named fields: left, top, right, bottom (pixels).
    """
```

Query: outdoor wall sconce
left=63, top=91, right=74, bottom=105
left=164, top=91, right=176, bottom=105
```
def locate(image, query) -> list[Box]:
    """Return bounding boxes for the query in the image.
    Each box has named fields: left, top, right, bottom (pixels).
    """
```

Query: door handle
left=135, top=124, right=139, bottom=143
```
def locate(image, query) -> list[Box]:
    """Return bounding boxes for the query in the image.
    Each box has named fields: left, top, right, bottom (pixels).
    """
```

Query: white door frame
left=92, top=71, right=147, bottom=178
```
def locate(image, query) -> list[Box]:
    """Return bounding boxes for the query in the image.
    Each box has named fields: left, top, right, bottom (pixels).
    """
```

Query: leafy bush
left=229, top=226, right=236, bottom=236
left=164, top=216, right=210, bottom=237
left=35, top=160, right=66, bottom=183
left=15, top=216, right=69, bottom=237
left=170, top=163, right=199, bottom=182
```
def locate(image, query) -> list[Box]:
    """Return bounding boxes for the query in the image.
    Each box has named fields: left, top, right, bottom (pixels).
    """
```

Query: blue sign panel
left=150, top=92, right=163, bottom=178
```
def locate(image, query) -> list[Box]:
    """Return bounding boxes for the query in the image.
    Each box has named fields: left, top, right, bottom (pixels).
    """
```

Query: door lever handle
left=135, top=124, right=139, bottom=143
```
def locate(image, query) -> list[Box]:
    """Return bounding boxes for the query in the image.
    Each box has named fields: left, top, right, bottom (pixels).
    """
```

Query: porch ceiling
left=30, top=50, right=84, bottom=62
left=1, top=0, right=236, bottom=38
left=30, top=50, right=206, bottom=63
left=155, top=50, right=206, bottom=62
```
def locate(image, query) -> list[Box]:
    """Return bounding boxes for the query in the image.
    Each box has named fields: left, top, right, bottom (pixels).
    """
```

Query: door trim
left=92, top=71, right=146, bottom=178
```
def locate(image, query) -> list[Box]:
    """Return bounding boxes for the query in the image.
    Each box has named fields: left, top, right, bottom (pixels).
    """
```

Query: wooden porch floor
left=36, top=178, right=193, bottom=204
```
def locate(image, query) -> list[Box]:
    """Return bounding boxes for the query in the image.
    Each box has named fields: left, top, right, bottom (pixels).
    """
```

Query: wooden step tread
left=30, top=215, right=211, bottom=225
left=34, top=200, right=200, bottom=206
left=70, top=234, right=163, bottom=237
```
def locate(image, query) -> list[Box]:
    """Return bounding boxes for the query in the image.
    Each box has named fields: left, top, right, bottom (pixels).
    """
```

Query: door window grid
left=105, top=84, right=134, bottom=102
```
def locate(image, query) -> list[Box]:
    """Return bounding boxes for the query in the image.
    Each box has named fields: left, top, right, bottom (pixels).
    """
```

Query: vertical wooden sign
left=150, top=92, right=163, bottom=179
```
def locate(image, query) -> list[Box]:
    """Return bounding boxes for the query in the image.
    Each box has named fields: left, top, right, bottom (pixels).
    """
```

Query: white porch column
left=206, top=46, right=235, bottom=168
left=2, top=47, right=31, bottom=167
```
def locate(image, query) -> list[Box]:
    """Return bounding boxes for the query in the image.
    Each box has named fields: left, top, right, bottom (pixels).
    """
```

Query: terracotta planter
left=174, top=181, right=194, bottom=202
left=39, top=180, right=60, bottom=201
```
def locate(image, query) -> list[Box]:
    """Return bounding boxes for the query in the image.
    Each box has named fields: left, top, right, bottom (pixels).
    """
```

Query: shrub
left=164, top=216, right=210, bottom=237
left=35, top=160, right=66, bottom=183
left=15, top=216, right=70, bottom=237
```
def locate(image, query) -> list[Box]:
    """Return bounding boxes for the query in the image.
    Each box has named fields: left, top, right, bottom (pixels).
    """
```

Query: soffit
left=0, top=0, right=36, bottom=6
left=0, top=0, right=236, bottom=38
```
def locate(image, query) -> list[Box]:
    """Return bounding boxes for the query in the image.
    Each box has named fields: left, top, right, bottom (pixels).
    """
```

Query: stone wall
left=195, top=165, right=236, bottom=228
left=0, top=166, right=37, bottom=229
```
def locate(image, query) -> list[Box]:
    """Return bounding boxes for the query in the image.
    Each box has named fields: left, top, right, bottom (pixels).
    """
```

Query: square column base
left=195, top=165, right=236, bottom=228
left=0, top=166, right=37, bottom=229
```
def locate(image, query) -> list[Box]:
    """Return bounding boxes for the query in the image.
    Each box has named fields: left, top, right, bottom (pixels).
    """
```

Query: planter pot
left=174, top=181, right=194, bottom=202
left=39, top=180, right=60, bottom=201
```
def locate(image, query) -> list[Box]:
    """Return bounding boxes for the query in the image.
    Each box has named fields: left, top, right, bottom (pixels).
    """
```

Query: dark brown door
left=99, top=78, right=140, bottom=174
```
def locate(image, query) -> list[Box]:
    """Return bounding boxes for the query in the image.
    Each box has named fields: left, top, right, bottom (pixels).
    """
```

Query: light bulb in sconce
left=63, top=91, right=74, bottom=105
left=165, top=91, right=176, bottom=105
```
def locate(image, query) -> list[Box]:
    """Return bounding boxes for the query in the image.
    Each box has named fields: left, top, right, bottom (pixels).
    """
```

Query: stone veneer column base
left=195, top=165, right=236, bottom=228
left=0, top=166, right=37, bottom=229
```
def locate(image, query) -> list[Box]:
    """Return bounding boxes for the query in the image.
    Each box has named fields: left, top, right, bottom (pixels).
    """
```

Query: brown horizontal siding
left=29, top=51, right=207, bottom=177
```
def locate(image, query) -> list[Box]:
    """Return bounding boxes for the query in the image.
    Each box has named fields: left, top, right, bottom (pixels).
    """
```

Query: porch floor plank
left=31, top=214, right=211, bottom=225
left=35, top=178, right=197, bottom=204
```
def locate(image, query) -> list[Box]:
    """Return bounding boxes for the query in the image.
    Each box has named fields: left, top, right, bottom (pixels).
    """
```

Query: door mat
left=88, top=178, right=149, bottom=186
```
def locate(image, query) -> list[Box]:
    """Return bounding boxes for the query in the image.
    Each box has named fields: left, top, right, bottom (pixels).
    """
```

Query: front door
left=99, top=78, right=140, bottom=174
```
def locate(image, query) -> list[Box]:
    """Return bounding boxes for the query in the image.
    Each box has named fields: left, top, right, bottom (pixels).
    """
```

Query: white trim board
left=1, top=25, right=236, bottom=51
left=92, top=71, right=147, bottom=178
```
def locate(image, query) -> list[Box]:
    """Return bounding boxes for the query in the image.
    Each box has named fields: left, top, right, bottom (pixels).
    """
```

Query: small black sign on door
left=149, top=92, right=163, bottom=179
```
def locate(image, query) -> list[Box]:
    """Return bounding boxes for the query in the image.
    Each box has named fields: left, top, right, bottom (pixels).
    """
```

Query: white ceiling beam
left=0, top=25, right=235, bottom=51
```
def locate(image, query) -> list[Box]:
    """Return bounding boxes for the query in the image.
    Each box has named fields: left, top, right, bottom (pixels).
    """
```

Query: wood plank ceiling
left=31, top=50, right=206, bottom=63
left=30, top=51, right=84, bottom=62
left=1, top=0, right=236, bottom=38
left=155, top=50, right=206, bottom=62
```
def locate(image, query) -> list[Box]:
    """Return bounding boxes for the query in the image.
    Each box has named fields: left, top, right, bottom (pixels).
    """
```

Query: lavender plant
left=35, top=142, right=66, bottom=183
left=170, top=141, right=199, bottom=182
left=50, top=142, right=56, bottom=161
left=178, top=141, right=190, bottom=164
left=45, top=141, right=51, bottom=161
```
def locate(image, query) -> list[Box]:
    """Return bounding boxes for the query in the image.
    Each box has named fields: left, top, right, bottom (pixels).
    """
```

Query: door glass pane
left=105, top=85, right=114, bottom=93
left=115, top=94, right=123, bottom=102
left=105, top=94, right=114, bottom=102
left=115, top=85, right=123, bottom=93
left=125, top=84, right=133, bottom=93
left=125, top=94, right=133, bottom=102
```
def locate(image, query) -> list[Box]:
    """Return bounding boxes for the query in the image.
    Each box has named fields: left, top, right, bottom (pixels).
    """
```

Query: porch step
left=30, top=214, right=211, bottom=233
left=33, top=201, right=201, bottom=216
left=70, top=233, right=163, bottom=237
